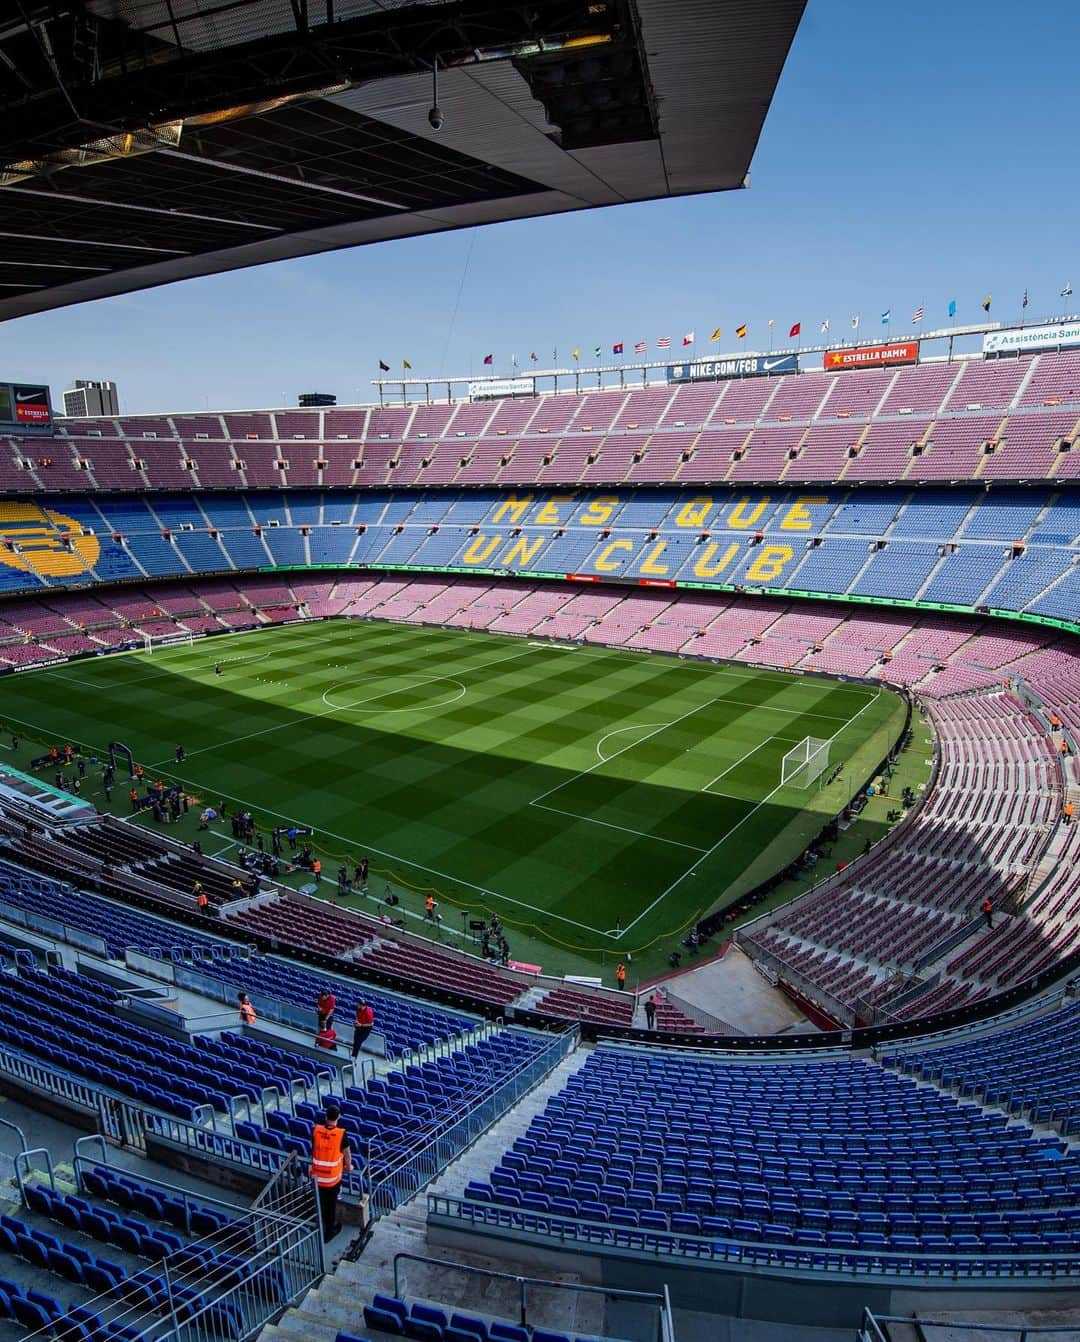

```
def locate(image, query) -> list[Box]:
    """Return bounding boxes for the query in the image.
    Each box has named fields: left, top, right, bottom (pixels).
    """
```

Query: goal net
left=781, top=736, right=830, bottom=789
left=143, top=632, right=194, bottom=654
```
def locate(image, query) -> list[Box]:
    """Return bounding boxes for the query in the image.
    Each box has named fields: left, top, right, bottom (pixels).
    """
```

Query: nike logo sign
left=15, top=392, right=43, bottom=402
left=762, top=358, right=789, bottom=371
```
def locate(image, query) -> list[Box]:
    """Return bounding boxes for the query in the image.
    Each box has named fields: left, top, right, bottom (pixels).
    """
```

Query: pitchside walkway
left=647, top=944, right=807, bottom=1036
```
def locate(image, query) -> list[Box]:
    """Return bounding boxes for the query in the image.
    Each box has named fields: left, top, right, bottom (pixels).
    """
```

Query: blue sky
left=4, top=0, right=1079, bottom=414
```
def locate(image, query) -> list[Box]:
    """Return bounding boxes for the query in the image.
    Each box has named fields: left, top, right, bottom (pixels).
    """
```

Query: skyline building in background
left=62, top=379, right=120, bottom=418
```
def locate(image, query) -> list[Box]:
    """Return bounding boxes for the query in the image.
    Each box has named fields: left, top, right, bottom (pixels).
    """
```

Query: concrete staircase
left=428, top=1044, right=590, bottom=1201
left=259, top=1046, right=591, bottom=1342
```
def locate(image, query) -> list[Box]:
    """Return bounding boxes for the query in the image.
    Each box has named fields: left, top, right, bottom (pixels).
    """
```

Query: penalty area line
left=529, top=801, right=708, bottom=853
left=616, top=687, right=886, bottom=939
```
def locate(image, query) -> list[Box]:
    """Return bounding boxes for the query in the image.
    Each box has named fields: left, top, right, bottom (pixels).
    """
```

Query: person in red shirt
left=316, top=989, right=336, bottom=1031
left=315, top=1024, right=338, bottom=1050
left=352, top=1001, right=375, bottom=1059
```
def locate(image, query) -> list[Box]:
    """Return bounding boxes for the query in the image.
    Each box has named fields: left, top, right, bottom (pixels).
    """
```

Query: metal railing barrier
left=392, top=1250, right=676, bottom=1342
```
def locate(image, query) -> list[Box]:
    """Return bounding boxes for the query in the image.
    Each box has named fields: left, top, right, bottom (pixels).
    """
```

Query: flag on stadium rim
left=912, top=305, right=924, bottom=324
left=634, top=339, right=647, bottom=354
left=572, top=347, right=580, bottom=360
left=530, top=352, right=539, bottom=362
left=612, top=341, right=624, bottom=354
left=820, top=319, right=829, bottom=333
left=851, top=314, right=860, bottom=329
left=682, top=332, right=694, bottom=346
left=656, top=335, right=672, bottom=348
left=947, top=299, right=957, bottom=318
left=881, top=310, right=890, bottom=325
left=1022, top=289, right=1029, bottom=310
left=483, top=353, right=493, bottom=365
left=1062, top=283, right=1074, bottom=298
left=710, top=327, right=722, bottom=343
left=593, top=345, right=601, bottom=357
left=735, top=324, right=748, bottom=339
left=378, top=359, right=390, bottom=372
left=788, top=322, right=801, bottom=338
left=981, top=295, right=992, bottom=312
left=403, top=359, right=412, bottom=369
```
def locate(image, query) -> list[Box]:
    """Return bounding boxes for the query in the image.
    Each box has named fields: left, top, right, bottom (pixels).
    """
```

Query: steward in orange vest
left=310, top=1104, right=352, bottom=1240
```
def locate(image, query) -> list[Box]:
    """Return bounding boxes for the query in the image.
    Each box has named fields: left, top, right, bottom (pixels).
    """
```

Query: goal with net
left=143, top=632, right=194, bottom=653
left=781, top=736, right=831, bottom=789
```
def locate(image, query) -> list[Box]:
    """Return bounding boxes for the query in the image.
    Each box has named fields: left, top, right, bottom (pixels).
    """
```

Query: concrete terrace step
left=428, top=1044, right=591, bottom=1202
left=259, top=1046, right=591, bottom=1341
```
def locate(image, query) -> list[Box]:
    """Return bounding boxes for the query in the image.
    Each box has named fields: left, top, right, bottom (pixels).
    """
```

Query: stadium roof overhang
left=0, top=0, right=804, bottom=321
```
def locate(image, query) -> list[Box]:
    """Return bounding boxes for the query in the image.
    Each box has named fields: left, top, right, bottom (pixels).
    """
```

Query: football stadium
left=0, top=2, right=1077, bottom=1341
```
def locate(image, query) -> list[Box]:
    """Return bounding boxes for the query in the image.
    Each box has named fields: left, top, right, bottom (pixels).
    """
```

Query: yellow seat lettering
left=728, top=497, right=770, bottom=529
left=693, top=541, right=739, bottom=579
left=675, top=497, right=714, bottom=529
left=745, top=545, right=794, bottom=583
left=502, top=536, right=545, bottom=568
left=595, top=539, right=633, bottom=572
left=639, top=540, right=670, bottom=576
left=579, top=496, right=619, bottom=526
left=536, top=495, right=576, bottom=525
left=491, top=496, right=533, bottom=524
left=462, top=535, right=501, bottom=565
left=779, top=495, right=828, bottom=531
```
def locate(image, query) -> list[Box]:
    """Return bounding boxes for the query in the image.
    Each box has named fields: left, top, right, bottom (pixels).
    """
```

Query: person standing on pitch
left=310, top=1103, right=352, bottom=1241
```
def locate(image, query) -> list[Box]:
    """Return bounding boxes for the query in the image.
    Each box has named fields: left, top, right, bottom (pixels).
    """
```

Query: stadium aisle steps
left=427, top=1048, right=593, bottom=1203
left=263, top=1049, right=592, bottom=1342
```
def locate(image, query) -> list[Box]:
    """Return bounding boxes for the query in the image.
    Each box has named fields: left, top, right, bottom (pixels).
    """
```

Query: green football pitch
left=0, top=619, right=905, bottom=967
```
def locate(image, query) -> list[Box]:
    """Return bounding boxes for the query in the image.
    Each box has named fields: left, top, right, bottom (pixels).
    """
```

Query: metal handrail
left=861, top=1310, right=1077, bottom=1340
left=15, top=1148, right=323, bottom=1342
left=393, top=1250, right=673, bottom=1338
left=0, top=1115, right=28, bottom=1155
left=431, top=1193, right=1079, bottom=1283
left=368, top=1025, right=578, bottom=1216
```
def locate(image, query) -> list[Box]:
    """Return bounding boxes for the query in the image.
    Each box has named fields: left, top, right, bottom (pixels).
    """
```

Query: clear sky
left=4, top=0, right=1079, bottom=414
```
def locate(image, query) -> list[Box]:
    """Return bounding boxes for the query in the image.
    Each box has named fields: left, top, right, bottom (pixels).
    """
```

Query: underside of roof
left=0, top=0, right=805, bottom=320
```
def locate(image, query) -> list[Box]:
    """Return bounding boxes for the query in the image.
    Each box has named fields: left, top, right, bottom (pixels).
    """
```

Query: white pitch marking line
left=616, top=688, right=887, bottom=938
left=321, top=675, right=467, bottom=716
left=701, top=738, right=773, bottom=793
left=530, top=696, right=719, bottom=808
left=170, top=778, right=611, bottom=938
left=147, top=643, right=540, bottom=768
left=595, top=722, right=670, bottom=763
left=530, top=801, right=708, bottom=853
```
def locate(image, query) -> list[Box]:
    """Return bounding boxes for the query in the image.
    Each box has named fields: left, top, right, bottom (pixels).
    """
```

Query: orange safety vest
left=311, top=1124, right=345, bottom=1187
left=239, top=1002, right=256, bottom=1024
left=197, top=892, right=208, bottom=910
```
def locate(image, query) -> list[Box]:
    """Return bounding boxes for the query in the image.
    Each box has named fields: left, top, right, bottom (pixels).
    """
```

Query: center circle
left=321, top=672, right=466, bottom=715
